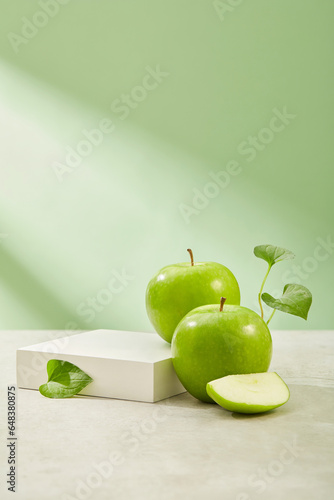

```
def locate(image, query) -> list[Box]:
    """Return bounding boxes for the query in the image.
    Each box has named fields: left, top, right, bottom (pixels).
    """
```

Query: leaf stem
left=267, top=309, right=276, bottom=325
left=258, top=264, right=271, bottom=319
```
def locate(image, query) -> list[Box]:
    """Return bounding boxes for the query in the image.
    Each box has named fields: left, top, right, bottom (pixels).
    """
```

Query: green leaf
left=254, top=245, right=295, bottom=267
left=39, top=360, right=93, bottom=399
left=262, top=284, right=312, bottom=320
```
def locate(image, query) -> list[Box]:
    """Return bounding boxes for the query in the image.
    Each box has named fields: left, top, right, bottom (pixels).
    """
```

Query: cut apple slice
left=206, top=372, right=290, bottom=414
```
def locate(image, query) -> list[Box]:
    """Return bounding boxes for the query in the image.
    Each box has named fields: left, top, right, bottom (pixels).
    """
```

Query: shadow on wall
left=0, top=244, right=88, bottom=329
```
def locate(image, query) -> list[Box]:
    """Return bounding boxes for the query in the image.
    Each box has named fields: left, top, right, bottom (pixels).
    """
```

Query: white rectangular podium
left=16, top=329, right=185, bottom=402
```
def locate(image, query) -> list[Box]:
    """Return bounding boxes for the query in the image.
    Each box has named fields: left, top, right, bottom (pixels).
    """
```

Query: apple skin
left=171, top=304, right=272, bottom=403
left=146, top=262, right=240, bottom=343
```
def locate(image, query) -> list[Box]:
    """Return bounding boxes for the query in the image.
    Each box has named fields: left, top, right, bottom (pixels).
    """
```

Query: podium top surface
left=17, top=329, right=171, bottom=363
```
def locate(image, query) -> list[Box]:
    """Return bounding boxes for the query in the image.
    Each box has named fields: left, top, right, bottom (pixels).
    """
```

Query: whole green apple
left=171, top=298, right=272, bottom=402
left=146, top=250, right=240, bottom=343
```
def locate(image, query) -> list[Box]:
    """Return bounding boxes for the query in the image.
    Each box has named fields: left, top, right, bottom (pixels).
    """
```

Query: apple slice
left=206, top=372, right=290, bottom=414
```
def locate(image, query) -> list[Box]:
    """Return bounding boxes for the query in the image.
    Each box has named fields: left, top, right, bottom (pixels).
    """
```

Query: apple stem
left=187, top=248, right=194, bottom=266
left=220, top=297, right=226, bottom=312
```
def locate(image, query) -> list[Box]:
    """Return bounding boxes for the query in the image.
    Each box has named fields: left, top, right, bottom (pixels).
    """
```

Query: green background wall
left=0, top=0, right=333, bottom=332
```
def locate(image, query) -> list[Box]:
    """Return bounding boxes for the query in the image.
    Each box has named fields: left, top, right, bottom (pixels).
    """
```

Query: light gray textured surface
left=1, top=330, right=334, bottom=500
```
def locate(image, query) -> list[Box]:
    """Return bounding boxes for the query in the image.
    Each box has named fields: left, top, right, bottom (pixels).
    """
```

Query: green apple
left=171, top=298, right=272, bottom=402
left=146, top=250, right=240, bottom=343
left=206, top=372, right=290, bottom=413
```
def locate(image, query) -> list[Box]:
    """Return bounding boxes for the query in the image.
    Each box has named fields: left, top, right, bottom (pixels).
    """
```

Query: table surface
left=1, top=330, right=334, bottom=500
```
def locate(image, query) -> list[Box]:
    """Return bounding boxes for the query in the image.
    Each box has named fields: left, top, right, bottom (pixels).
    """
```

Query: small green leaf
left=262, top=284, right=312, bottom=320
left=39, top=360, right=93, bottom=398
left=254, top=245, right=295, bottom=267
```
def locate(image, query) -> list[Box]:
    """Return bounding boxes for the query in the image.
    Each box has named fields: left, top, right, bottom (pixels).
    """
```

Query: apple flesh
left=146, top=251, right=240, bottom=343
left=206, top=372, right=290, bottom=413
left=171, top=302, right=272, bottom=402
